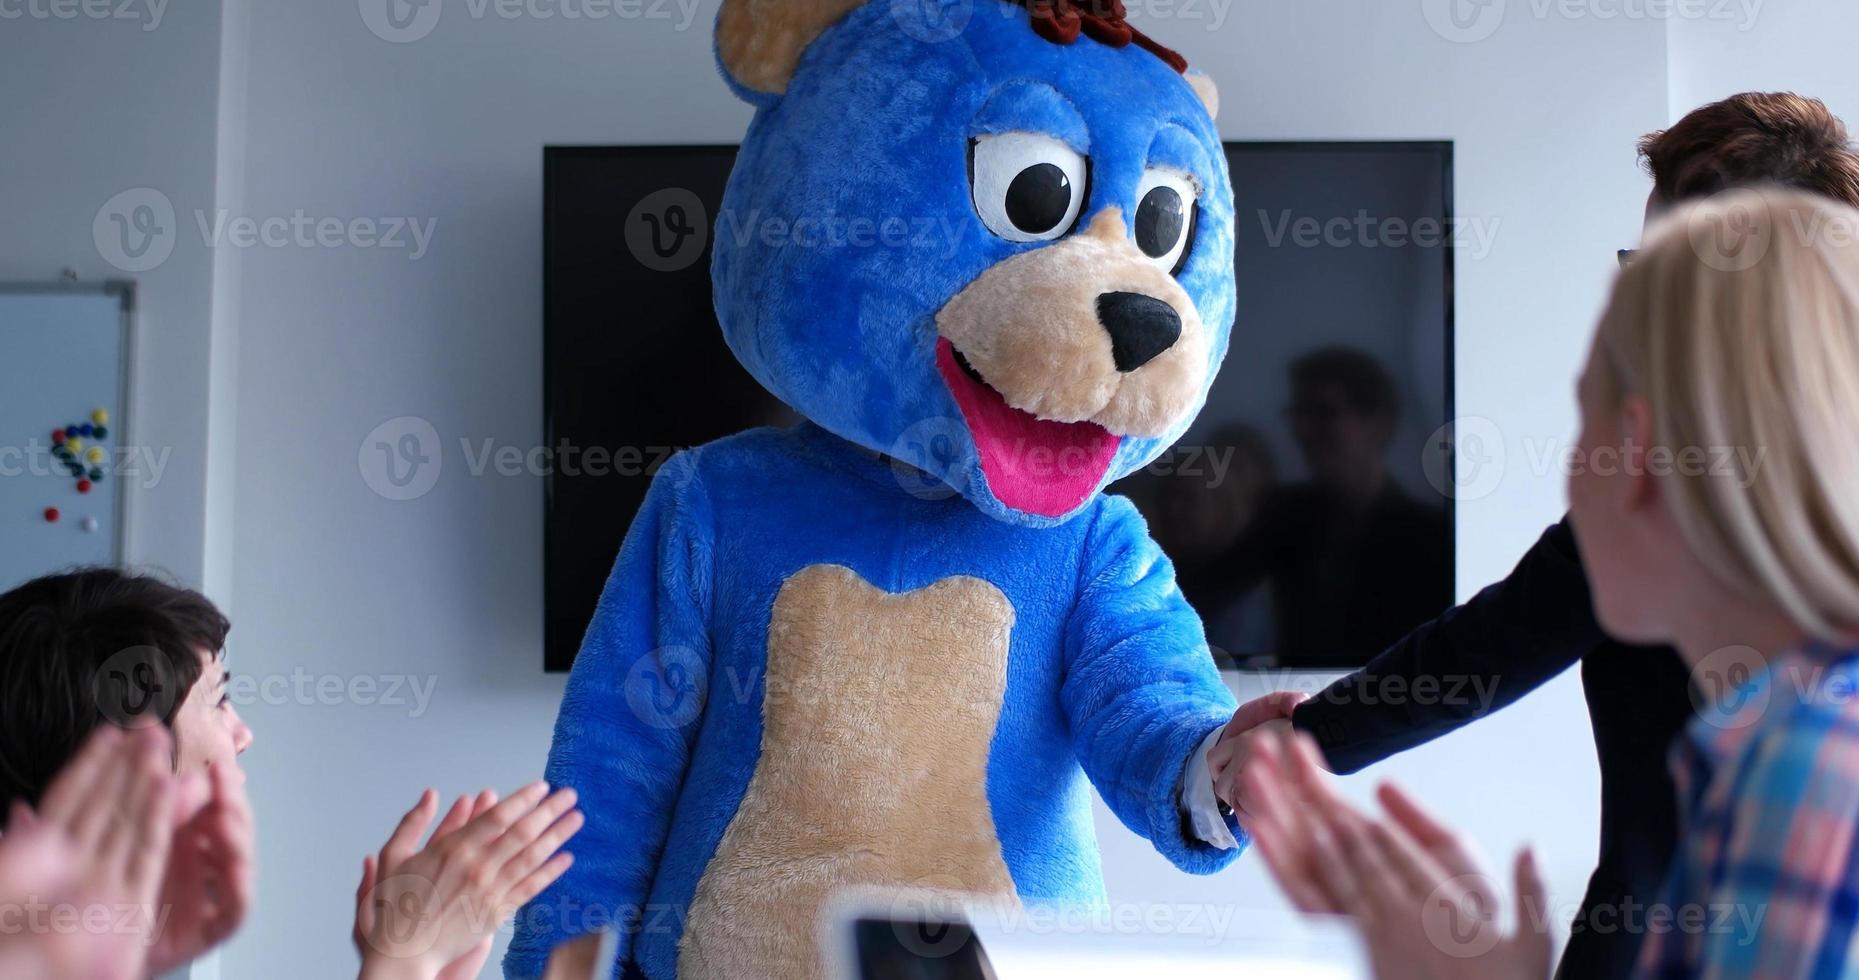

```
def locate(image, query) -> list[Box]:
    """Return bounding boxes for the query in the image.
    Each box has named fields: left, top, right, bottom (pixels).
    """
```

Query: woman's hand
left=354, top=789, right=500, bottom=980
left=1241, top=731, right=1552, bottom=980
left=12, top=726, right=203, bottom=980
left=356, top=782, right=582, bottom=980
left=149, top=760, right=255, bottom=973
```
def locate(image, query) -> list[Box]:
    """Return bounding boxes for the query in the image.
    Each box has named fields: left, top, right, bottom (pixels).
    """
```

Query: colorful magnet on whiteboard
left=64, top=438, right=81, bottom=454
left=77, top=479, right=92, bottom=494
left=51, top=428, right=65, bottom=443
left=80, top=516, right=98, bottom=533
left=92, top=426, right=107, bottom=439
left=88, top=468, right=103, bottom=481
left=78, top=424, right=93, bottom=437
left=85, top=447, right=104, bottom=464
left=92, top=408, right=108, bottom=425
left=43, top=507, right=59, bottom=523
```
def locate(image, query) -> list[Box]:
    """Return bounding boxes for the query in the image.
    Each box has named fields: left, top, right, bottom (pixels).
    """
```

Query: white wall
left=1668, top=1, right=1859, bottom=125
left=0, top=2, right=227, bottom=589
left=6, top=0, right=1741, bottom=975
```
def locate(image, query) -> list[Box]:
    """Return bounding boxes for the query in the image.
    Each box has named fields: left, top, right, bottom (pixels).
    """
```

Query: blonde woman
left=1243, top=187, right=1859, bottom=979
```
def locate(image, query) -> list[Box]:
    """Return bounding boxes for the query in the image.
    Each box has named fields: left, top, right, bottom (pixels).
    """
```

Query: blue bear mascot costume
left=508, top=1, right=1254, bottom=975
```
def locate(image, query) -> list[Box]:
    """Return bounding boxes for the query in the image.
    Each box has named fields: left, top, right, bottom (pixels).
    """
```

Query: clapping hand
left=1240, top=730, right=1551, bottom=980
left=356, top=782, right=582, bottom=980
left=8, top=726, right=207, bottom=980
left=149, top=759, right=255, bottom=973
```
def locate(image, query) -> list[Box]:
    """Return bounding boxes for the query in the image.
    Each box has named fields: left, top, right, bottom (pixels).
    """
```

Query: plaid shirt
left=1638, top=645, right=1859, bottom=979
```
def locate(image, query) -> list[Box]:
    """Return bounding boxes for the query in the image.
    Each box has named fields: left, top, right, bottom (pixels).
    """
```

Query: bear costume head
left=711, top=0, right=1234, bottom=526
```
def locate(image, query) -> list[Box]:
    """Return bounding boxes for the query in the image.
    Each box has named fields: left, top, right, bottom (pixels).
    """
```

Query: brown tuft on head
left=1006, top=0, right=1188, bottom=73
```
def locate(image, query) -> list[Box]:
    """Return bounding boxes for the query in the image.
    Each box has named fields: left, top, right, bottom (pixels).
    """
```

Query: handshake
left=1207, top=690, right=1314, bottom=827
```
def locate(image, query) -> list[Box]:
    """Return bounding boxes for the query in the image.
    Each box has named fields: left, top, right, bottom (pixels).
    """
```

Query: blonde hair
left=1595, top=187, right=1859, bottom=639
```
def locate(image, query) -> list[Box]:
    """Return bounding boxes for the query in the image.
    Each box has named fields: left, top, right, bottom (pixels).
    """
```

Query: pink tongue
left=936, top=340, right=1120, bottom=518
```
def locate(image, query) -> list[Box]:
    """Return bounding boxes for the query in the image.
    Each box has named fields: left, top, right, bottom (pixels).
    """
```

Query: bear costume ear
left=716, top=0, right=871, bottom=98
left=1185, top=70, right=1219, bottom=120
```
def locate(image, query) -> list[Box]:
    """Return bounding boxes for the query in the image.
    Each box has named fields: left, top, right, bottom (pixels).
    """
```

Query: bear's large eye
left=970, top=132, right=1089, bottom=244
left=1134, top=167, right=1200, bottom=274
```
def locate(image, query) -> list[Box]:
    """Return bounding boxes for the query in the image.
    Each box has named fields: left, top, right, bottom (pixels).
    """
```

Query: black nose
left=1097, top=292, right=1182, bottom=373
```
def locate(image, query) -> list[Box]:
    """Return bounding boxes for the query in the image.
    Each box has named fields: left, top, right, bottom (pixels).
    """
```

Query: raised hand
left=357, top=782, right=582, bottom=980
left=149, top=760, right=256, bottom=973
left=1240, top=731, right=1551, bottom=980
left=354, top=789, right=501, bottom=980
left=20, top=725, right=202, bottom=980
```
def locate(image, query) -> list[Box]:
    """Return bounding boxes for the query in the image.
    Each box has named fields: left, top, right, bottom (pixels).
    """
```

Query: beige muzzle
left=934, top=207, right=1209, bottom=439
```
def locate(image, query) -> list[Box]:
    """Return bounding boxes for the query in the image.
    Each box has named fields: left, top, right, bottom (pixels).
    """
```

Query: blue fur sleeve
left=1061, top=494, right=1242, bottom=874
left=504, top=454, right=715, bottom=978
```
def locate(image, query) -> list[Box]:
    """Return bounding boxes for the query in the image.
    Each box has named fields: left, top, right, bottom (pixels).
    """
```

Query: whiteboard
left=0, top=284, right=134, bottom=591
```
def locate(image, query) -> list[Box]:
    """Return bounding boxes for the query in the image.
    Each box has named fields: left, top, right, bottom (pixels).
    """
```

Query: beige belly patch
left=679, top=564, right=1018, bottom=979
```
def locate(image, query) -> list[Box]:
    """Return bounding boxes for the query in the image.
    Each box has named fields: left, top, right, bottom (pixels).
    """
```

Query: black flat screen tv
left=543, top=142, right=1455, bottom=671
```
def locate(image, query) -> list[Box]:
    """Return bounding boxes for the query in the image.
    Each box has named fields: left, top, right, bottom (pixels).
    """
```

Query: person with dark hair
left=1214, top=92, right=1859, bottom=979
left=1639, top=92, right=1859, bottom=211
left=0, top=567, right=247, bottom=808
left=1285, top=347, right=1402, bottom=506
left=0, top=567, right=585, bottom=980
left=1182, top=347, right=1450, bottom=667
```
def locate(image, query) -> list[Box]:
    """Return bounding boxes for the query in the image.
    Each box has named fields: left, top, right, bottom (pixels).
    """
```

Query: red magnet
left=51, top=428, right=65, bottom=443
left=76, top=479, right=92, bottom=494
left=43, top=507, right=60, bottom=523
